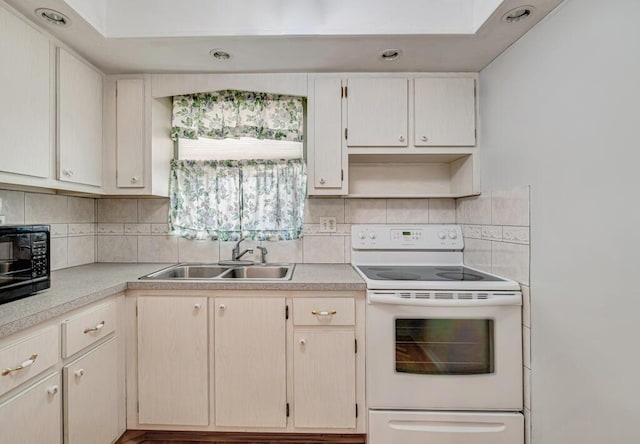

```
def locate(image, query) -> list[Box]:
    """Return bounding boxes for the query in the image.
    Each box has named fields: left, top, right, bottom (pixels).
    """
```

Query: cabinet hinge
left=137, top=401, right=139, bottom=413
left=355, top=338, right=358, bottom=354
left=344, top=128, right=348, bottom=140
left=286, top=305, right=289, bottom=320
left=286, top=403, right=290, bottom=417
left=341, top=86, right=344, bottom=98
left=356, top=403, right=359, bottom=418
left=341, top=169, right=344, bottom=181
left=344, top=86, right=348, bottom=98
left=135, top=305, right=138, bottom=317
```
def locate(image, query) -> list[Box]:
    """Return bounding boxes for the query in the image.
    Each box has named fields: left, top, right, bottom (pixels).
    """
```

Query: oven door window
left=395, top=318, right=494, bottom=375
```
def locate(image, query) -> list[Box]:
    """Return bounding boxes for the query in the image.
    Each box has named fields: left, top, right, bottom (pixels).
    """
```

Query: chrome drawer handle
left=84, top=321, right=105, bottom=334
left=2, top=354, right=38, bottom=376
left=311, top=310, right=337, bottom=316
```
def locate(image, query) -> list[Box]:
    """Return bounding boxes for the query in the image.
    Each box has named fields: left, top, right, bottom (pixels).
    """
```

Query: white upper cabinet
left=116, top=79, right=145, bottom=188
left=346, top=77, right=408, bottom=147
left=0, top=5, right=51, bottom=179
left=414, top=77, right=476, bottom=146
left=307, top=77, right=347, bottom=195
left=58, top=47, right=103, bottom=187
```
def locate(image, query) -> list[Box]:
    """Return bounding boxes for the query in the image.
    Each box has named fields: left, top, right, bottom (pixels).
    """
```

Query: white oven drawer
left=369, top=410, right=524, bottom=444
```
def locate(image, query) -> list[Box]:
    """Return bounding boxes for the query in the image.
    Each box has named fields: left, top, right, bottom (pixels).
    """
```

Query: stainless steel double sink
left=139, top=263, right=294, bottom=280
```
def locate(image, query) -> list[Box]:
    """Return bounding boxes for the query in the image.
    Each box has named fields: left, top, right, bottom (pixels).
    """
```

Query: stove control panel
left=352, top=225, right=463, bottom=250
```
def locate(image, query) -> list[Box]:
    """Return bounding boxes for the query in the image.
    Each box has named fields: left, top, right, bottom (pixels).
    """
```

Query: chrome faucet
left=231, top=237, right=253, bottom=261
left=256, top=245, right=268, bottom=264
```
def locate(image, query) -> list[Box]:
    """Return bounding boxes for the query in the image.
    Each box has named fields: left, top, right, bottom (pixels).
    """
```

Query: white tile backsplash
left=97, top=199, right=138, bottom=223
left=503, top=226, right=530, bottom=244
left=428, top=199, right=456, bottom=223
left=462, top=238, right=492, bottom=272
left=345, top=199, right=386, bottom=223
left=386, top=199, right=429, bottom=223
left=492, top=241, right=530, bottom=285
left=137, top=236, right=178, bottom=263
left=97, top=235, right=137, bottom=262
left=463, top=194, right=492, bottom=225
left=67, top=236, right=95, bottom=267
left=492, top=187, right=530, bottom=226
left=304, top=198, right=345, bottom=223
left=25, top=194, right=67, bottom=224
left=137, top=199, right=170, bottom=224
left=303, top=235, right=345, bottom=263
left=178, top=238, right=220, bottom=263
left=0, top=190, right=25, bottom=224
left=463, top=224, right=482, bottom=239
left=481, top=225, right=503, bottom=241
left=68, top=197, right=95, bottom=223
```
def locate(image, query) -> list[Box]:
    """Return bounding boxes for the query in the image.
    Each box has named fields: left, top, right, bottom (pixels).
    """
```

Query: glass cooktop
left=356, top=265, right=504, bottom=282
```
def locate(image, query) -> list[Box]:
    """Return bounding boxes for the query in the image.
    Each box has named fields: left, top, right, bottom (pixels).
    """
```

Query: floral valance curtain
left=169, top=159, right=306, bottom=241
left=171, top=90, right=305, bottom=142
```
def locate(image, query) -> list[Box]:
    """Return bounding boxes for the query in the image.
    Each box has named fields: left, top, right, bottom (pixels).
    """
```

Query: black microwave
left=0, top=225, right=50, bottom=305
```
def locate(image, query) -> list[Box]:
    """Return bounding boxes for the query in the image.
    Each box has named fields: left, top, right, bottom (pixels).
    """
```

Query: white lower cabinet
left=0, top=372, right=62, bottom=444
left=293, top=329, right=356, bottom=428
left=214, top=297, right=286, bottom=427
left=63, top=338, right=119, bottom=444
left=130, top=292, right=364, bottom=434
left=137, top=295, right=209, bottom=426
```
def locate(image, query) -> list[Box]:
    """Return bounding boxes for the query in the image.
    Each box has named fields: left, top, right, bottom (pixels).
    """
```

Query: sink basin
left=219, top=265, right=293, bottom=280
left=139, top=263, right=294, bottom=280
left=141, top=264, right=229, bottom=279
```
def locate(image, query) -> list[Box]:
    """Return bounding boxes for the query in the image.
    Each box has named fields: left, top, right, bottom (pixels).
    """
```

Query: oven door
left=369, top=410, right=524, bottom=444
left=366, top=291, right=523, bottom=410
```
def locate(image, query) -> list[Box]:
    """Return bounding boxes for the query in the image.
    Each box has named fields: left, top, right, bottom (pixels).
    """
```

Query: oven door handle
left=368, top=293, right=521, bottom=307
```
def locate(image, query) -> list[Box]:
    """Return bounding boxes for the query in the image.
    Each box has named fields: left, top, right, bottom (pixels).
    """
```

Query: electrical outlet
left=0, top=216, right=5, bottom=225
left=319, top=217, right=337, bottom=233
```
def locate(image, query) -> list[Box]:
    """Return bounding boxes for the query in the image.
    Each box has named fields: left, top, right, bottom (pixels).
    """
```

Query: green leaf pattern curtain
left=171, top=90, right=305, bottom=142
left=169, top=159, right=306, bottom=241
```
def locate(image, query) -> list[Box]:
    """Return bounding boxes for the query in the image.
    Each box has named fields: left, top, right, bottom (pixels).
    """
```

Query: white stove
left=352, top=224, right=521, bottom=292
left=353, top=224, right=524, bottom=444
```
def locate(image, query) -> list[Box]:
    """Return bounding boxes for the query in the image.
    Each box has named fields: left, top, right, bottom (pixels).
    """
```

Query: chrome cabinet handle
left=299, top=339, right=306, bottom=346
left=421, top=135, right=428, bottom=142
left=84, top=321, right=105, bottom=334
left=311, top=310, right=337, bottom=316
left=218, top=304, right=226, bottom=311
left=2, top=354, right=38, bottom=376
left=47, top=385, right=59, bottom=396
left=194, top=303, right=201, bottom=310
left=399, top=135, right=405, bottom=142
left=131, top=176, right=139, bottom=184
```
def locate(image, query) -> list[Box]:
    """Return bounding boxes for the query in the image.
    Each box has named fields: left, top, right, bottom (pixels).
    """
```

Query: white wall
left=478, top=0, right=640, bottom=442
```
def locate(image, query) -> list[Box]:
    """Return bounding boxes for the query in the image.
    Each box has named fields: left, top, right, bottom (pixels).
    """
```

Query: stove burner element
left=376, top=271, right=422, bottom=280
left=436, top=271, right=484, bottom=281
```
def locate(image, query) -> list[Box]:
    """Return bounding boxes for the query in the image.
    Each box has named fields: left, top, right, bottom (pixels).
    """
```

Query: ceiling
left=4, top=0, right=564, bottom=74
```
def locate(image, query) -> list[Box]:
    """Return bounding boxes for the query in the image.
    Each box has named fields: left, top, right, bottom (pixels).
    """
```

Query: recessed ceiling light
left=209, top=49, right=231, bottom=61
left=380, top=49, right=401, bottom=62
left=501, top=6, right=535, bottom=24
left=34, top=8, right=70, bottom=27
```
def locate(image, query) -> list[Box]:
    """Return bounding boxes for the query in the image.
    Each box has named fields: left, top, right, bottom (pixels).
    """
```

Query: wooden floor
left=117, top=431, right=366, bottom=444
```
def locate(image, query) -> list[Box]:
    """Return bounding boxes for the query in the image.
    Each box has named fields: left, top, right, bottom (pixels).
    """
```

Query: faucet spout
left=231, top=237, right=253, bottom=261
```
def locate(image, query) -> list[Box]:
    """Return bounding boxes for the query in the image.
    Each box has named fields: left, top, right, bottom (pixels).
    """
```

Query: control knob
left=369, top=232, right=377, bottom=240
left=358, top=232, right=366, bottom=240
left=449, top=232, right=457, bottom=239
left=438, top=232, right=446, bottom=240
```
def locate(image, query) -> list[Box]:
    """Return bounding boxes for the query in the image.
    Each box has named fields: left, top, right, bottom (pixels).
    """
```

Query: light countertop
left=0, top=263, right=365, bottom=338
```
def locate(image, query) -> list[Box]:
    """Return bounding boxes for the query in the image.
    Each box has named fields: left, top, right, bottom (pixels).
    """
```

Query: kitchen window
left=168, top=90, right=306, bottom=241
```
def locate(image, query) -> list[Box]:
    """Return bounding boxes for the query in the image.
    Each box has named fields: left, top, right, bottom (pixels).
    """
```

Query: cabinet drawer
left=293, top=298, right=355, bottom=326
left=0, top=326, right=59, bottom=397
left=62, top=301, right=117, bottom=358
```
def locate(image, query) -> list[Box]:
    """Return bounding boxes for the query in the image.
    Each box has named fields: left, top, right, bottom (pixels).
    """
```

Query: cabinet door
left=0, top=6, right=51, bottom=178
left=64, top=338, right=119, bottom=444
left=215, top=297, right=286, bottom=427
left=0, top=372, right=61, bottom=444
left=310, top=77, right=345, bottom=192
left=137, top=296, right=208, bottom=426
left=116, top=79, right=145, bottom=188
left=347, top=78, right=408, bottom=147
left=293, top=329, right=356, bottom=429
left=58, top=48, right=103, bottom=186
left=414, top=77, right=476, bottom=146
